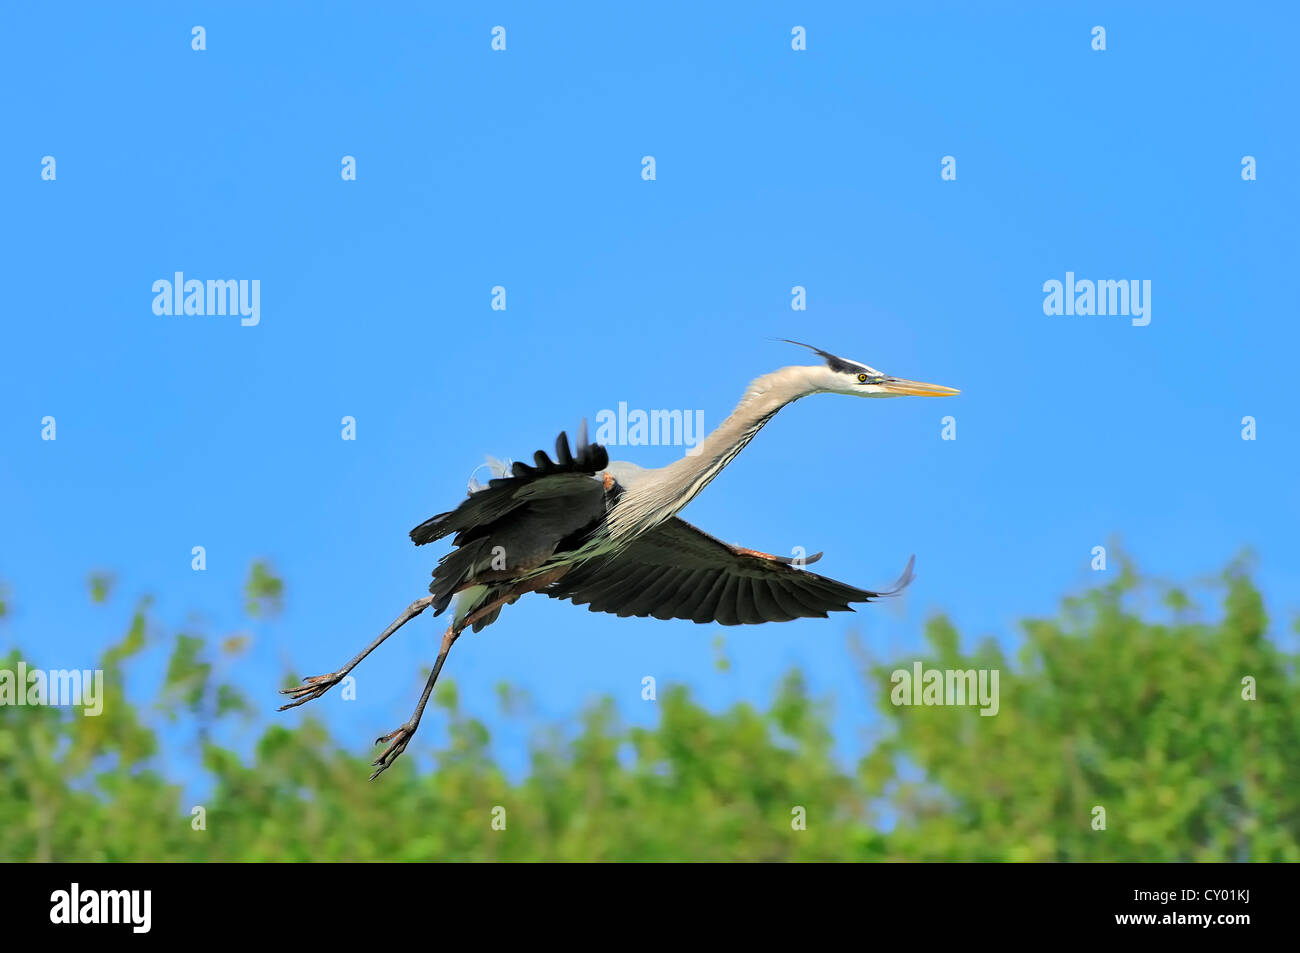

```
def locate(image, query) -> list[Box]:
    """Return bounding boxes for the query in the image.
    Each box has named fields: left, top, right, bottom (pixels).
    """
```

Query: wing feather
left=547, top=517, right=912, bottom=626
left=410, top=426, right=609, bottom=613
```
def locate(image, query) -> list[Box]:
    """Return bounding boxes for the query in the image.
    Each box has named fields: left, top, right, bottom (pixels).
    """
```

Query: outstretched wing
left=411, top=424, right=609, bottom=614
left=546, top=517, right=914, bottom=625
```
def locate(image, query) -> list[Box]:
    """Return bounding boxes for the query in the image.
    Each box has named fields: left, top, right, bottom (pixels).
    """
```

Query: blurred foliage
left=87, top=571, right=115, bottom=605
left=0, top=560, right=1295, bottom=861
left=243, top=560, right=283, bottom=618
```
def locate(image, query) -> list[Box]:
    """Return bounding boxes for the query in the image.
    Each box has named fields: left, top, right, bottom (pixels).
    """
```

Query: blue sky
left=2, top=2, right=1296, bottom=782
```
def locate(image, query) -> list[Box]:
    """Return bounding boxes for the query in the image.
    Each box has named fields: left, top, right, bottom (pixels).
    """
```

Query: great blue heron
left=279, top=341, right=958, bottom=779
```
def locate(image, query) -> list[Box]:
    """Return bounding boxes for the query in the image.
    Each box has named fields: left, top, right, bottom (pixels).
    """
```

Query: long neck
left=605, top=366, right=819, bottom=541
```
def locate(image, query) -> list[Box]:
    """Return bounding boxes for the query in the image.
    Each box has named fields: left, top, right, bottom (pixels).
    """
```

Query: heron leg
left=368, top=588, right=523, bottom=780
left=278, top=596, right=435, bottom=711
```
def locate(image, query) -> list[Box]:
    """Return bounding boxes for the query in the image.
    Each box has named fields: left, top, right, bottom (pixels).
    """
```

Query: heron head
left=781, top=340, right=960, bottom=399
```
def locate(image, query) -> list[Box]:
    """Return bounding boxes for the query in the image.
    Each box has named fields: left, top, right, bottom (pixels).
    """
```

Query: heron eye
left=857, top=373, right=869, bottom=383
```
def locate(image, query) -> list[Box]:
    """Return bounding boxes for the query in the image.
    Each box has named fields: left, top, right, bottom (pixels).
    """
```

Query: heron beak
left=879, top=377, right=960, bottom=397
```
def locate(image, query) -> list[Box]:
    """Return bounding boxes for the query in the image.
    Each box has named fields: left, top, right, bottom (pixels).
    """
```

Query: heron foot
left=370, top=722, right=417, bottom=780
left=277, top=671, right=344, bottom=710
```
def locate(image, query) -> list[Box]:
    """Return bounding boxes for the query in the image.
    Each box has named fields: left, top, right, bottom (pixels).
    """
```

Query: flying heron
left=279, top=341, right=958, bottom=779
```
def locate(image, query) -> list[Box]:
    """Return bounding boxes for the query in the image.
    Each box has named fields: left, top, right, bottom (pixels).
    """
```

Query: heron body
left=280, top=342, right=958, bottom=778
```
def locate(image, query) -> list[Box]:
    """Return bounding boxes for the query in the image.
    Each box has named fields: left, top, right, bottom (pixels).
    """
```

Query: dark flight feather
left=546, top=516, right=914, bottom=626
left=410, top=425, right=609, bottom=614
